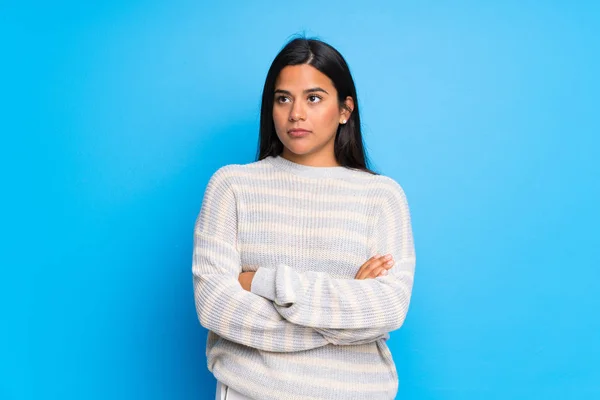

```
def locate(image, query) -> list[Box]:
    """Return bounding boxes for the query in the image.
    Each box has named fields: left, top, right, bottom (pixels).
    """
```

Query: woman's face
left=272, top=64, right=352, bottom=165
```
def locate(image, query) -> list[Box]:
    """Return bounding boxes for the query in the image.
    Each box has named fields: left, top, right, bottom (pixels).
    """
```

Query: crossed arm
left=192, top=167, right=416, bottom=352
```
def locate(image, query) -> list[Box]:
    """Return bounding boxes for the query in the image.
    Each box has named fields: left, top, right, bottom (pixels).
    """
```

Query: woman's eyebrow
left=274, top=87, right=329, bottom=95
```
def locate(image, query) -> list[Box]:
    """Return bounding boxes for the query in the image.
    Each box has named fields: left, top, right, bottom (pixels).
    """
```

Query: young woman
left=193, top=36, right=416, bottom=400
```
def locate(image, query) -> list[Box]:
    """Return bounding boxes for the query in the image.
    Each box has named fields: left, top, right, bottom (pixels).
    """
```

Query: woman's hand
left=354, top=254, right=395, bottom=280
left=239, top=271, right=256, bottom=291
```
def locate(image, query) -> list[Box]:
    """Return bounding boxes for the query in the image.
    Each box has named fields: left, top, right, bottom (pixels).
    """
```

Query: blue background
left=2, top=1, right=599, bottom=399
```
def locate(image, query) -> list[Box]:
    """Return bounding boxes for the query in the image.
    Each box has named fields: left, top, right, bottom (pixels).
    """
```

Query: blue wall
left=2, top=1, right=599, bottom=399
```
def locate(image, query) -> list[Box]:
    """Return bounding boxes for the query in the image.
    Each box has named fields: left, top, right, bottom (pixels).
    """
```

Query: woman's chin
left=283, top=143, right=314, bottom=156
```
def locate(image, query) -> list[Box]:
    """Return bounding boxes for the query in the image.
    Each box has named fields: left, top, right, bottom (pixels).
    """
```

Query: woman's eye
left=275, top=95, right=321, bottom=104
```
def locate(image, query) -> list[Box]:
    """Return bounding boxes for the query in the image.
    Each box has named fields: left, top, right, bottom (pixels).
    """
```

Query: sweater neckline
left=265, top=155, right=357, bottom=179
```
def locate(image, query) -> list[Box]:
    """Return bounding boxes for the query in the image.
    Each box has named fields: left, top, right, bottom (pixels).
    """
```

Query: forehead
left=275, top=64, right=335, bottom=91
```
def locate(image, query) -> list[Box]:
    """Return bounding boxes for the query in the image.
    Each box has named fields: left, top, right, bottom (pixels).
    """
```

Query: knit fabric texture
left=192, top=155, right=416, bottom=400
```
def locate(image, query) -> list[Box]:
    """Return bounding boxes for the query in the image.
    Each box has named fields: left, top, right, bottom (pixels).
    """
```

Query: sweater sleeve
left=250, top=178, right=416, bottom=333
left=192, top=167, right=332, bottom=352
left=313, top=326, right=390, bottom=345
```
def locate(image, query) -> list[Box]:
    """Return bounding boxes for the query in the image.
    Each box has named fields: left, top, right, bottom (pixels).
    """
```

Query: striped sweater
left=192, top=155, right=416, bottom=400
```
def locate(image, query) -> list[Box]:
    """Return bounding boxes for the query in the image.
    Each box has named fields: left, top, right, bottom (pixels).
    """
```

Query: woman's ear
left=340, top=96, right=355, bottom=124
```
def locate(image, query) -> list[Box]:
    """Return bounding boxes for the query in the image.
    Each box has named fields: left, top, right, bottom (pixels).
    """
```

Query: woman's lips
left=288, top=129, right=310, bottom=138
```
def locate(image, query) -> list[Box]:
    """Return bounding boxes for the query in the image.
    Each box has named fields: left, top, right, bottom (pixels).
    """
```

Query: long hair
left=256, top=35, right=378, bottom=175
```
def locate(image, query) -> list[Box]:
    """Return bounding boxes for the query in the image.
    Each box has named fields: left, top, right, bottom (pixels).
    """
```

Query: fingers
left=355, top=255, right=380, bottom=280
left=355, top=254, right=394, bottom=280
left=371, top=262, right=393, bottom=278
left=370, top=256, right=394, bottom=279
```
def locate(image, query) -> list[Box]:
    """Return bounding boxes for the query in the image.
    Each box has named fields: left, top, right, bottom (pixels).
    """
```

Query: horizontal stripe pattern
left=193, top=155, right=415, bottom=399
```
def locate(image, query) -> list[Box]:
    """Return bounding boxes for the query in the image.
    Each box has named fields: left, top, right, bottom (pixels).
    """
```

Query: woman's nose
left=289, top=103, right=306, bottom=121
